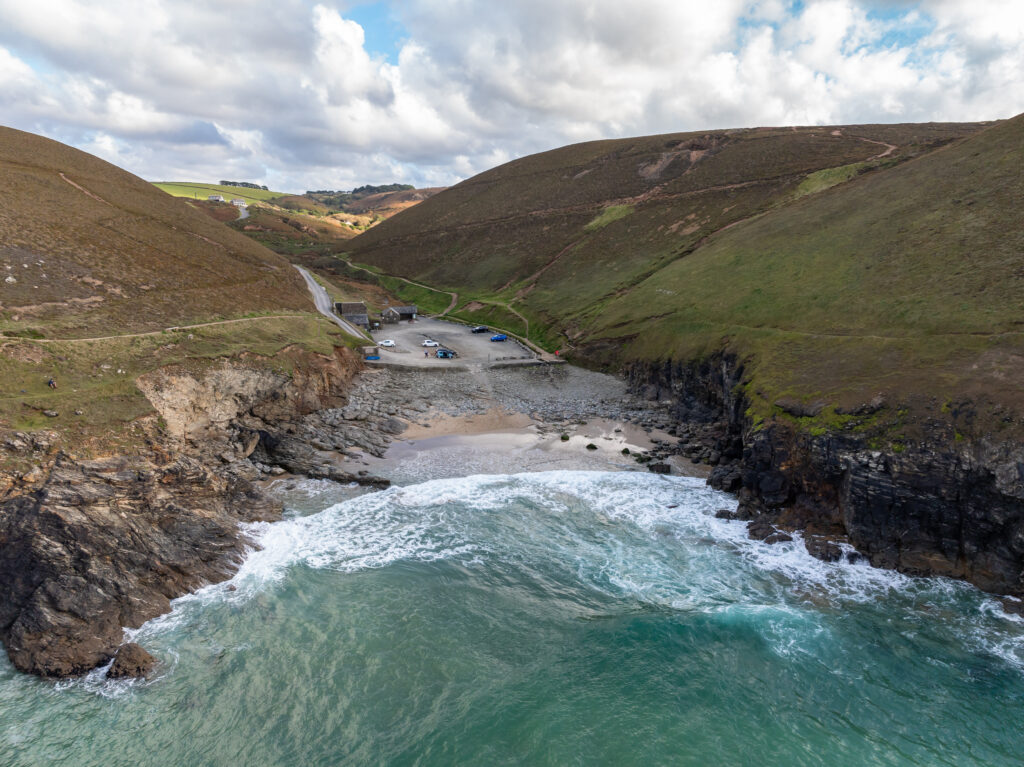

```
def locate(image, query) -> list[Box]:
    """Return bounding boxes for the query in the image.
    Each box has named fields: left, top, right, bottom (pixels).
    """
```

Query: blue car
left=490, top=334, right=508, bottom=342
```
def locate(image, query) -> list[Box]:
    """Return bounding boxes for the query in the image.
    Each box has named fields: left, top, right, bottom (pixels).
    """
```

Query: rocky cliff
left=626, top=355, right=1024, bottom=598
left=0, top=345, right=393, bottom=678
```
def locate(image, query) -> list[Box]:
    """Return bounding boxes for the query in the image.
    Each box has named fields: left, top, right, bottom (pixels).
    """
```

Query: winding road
left=293, top=265, right=366, bottom=338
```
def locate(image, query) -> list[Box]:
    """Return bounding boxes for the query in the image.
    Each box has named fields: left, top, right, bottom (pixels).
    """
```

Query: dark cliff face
left=0, top=456, right=279, bottom=677
left=0, top=347, right=371, bottom=678
left=625, top=354, right=1024, bottom=597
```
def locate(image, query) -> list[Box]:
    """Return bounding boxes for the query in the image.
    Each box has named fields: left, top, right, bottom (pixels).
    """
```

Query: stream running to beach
left=2, top=470, right=1024, bottom=765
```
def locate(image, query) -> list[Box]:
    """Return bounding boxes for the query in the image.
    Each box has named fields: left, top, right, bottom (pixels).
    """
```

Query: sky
left=0, top=0, right=1022, bottom=193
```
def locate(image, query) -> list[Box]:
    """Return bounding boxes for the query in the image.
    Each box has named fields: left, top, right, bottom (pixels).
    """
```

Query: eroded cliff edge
left=0, top=345, right=394, bottom=678
left=626, top=354, right=1024, bottom=598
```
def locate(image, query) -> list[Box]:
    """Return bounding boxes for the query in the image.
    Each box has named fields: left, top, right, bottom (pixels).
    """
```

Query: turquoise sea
left=2, top=470, right=1023, bottom=765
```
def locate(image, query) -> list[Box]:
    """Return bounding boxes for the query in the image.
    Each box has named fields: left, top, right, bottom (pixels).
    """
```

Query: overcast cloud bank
left=0, top=0, right=1021, bottom=191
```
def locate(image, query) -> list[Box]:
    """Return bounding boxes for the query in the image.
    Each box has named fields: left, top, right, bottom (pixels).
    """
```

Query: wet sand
left=358, top=408, right=708, bottom=486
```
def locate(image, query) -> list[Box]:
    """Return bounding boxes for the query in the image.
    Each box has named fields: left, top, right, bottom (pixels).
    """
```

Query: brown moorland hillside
left=347, top=122, right=984, bottom=319
left=0, top=126, right=311, bottom=339
left=345, top=117, right=1024, bottom=420
left=342, top=187, right=445, bottom=218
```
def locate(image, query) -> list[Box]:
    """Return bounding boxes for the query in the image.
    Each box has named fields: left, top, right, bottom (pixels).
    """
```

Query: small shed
left=381, top=305, right=418, bottom=323
left=336, top=301, right=370, bottom=328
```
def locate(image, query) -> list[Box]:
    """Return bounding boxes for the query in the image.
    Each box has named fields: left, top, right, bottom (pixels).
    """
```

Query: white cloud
left=0, top=0, right=1020, bottom=192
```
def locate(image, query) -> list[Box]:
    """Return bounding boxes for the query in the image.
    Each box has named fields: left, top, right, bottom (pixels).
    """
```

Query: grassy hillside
left=0, top=127, right=351, bottom=456
left=348, top=122, right=982, bottom=325
left=345, top=117, right=1024, bottom=433
left=589, top=115, right=1024, bottom=424
left=0, top=130, right=314, bottom=338
left=153, top=182, right=290, bottom=202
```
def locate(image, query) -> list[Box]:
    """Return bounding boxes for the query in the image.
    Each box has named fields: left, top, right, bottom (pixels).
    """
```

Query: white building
left=230, top=199, right=247, bottom=208
left=208, top=194, right=225, bottom=202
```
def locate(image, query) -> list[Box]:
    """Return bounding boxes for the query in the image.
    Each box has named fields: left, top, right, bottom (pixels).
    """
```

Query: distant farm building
left=208, top=194, right=225, bottom=202
left=336, top=301, right=370, bottom=328
left=230, top=198, right=247, bottom=208
left=382, top=305, right=417, bottom=323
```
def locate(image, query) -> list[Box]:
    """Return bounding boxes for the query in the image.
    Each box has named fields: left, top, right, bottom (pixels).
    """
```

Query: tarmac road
left=293, top=265, right=366, bottom=338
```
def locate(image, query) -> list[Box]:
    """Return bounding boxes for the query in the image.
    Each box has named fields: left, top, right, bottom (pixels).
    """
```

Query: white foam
left=126, top=469, right=1024, bottom=675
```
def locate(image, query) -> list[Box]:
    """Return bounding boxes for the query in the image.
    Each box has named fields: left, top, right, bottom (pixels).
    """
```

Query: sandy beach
left=356, top=406, right=708, bottom=487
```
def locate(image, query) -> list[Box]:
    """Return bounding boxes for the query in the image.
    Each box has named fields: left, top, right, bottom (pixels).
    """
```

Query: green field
left=153, top=182, right=292, bottom=202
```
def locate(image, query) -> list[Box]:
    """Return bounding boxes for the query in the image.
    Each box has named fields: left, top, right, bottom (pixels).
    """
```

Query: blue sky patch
left=345, top=0, right=405, bottom=63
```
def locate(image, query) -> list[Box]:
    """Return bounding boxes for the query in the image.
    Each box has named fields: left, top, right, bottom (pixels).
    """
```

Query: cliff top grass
left=0, top=313, right=351, bottom=461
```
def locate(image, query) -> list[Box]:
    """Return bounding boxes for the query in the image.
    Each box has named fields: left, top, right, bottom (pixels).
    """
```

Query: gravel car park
left=367, top=318, right=536, bottom=368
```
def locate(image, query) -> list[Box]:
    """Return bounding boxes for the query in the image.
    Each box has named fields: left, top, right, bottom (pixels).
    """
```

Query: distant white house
left=208, top=194, right=225, bottom=202
left=230, top=199, right=247, bottom=208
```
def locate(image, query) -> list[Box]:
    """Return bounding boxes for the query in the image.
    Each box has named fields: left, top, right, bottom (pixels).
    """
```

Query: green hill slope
left=0, top=127, right=348, bottom=454
left=0, top=129, right=312, bottom=338
left=584, top=115, right=1024, bottom=415
left=345, top=118, right=1024, bottom=420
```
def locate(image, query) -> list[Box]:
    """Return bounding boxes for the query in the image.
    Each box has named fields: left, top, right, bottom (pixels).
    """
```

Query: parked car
left=378, top=339, right=396, bottom=347
left=364, top=355, right=381, bottom=361
left=470, top=325, right=489, bottom=333
left=421, top=339, right=439, bottom=347
left=490, top=334, right=508, bottom=342
left=436, top=348, right=457, bottom=359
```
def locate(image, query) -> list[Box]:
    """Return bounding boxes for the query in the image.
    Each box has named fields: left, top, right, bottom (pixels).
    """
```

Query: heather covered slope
left=0, top=126, right=310, bottom=339
left=585, top=114, right=1024, bottom=420
left=347, top=121, right=985, bottom=340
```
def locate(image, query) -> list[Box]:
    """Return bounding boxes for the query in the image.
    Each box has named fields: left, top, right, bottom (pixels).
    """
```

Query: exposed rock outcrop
left=0, top=345, right=392, bottom=678
left=106, top=642, right=157, bottom=679
left=626, top=353, right=1024, bottom=597
left=0, top=454, right=278, bottom=677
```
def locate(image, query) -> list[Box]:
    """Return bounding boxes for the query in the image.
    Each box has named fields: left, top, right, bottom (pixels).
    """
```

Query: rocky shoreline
left=3, top=347, right=1022, bottom=680
left=0, top=355, right=684, bottom=679
left=625, top=354, right=1024, bottom=599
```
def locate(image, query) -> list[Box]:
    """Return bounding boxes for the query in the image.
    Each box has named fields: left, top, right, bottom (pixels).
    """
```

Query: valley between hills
left=1, top=113, right=1023, bottom=681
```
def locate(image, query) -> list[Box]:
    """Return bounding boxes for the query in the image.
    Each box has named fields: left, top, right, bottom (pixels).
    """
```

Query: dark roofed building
left=381, top=305, right=418, bottom=323
left=335, top=301, right=370, bottom=328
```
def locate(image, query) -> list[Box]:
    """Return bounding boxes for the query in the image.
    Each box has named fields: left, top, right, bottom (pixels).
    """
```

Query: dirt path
left=26, top=314, right=313, bottom=344
left=337, top=257, right=459, bottom=315
left=855, top=136, right=898, bottom=160
left=441, top=291, right=459, bottom=316
left=59, top=172, right=112, bottom=207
